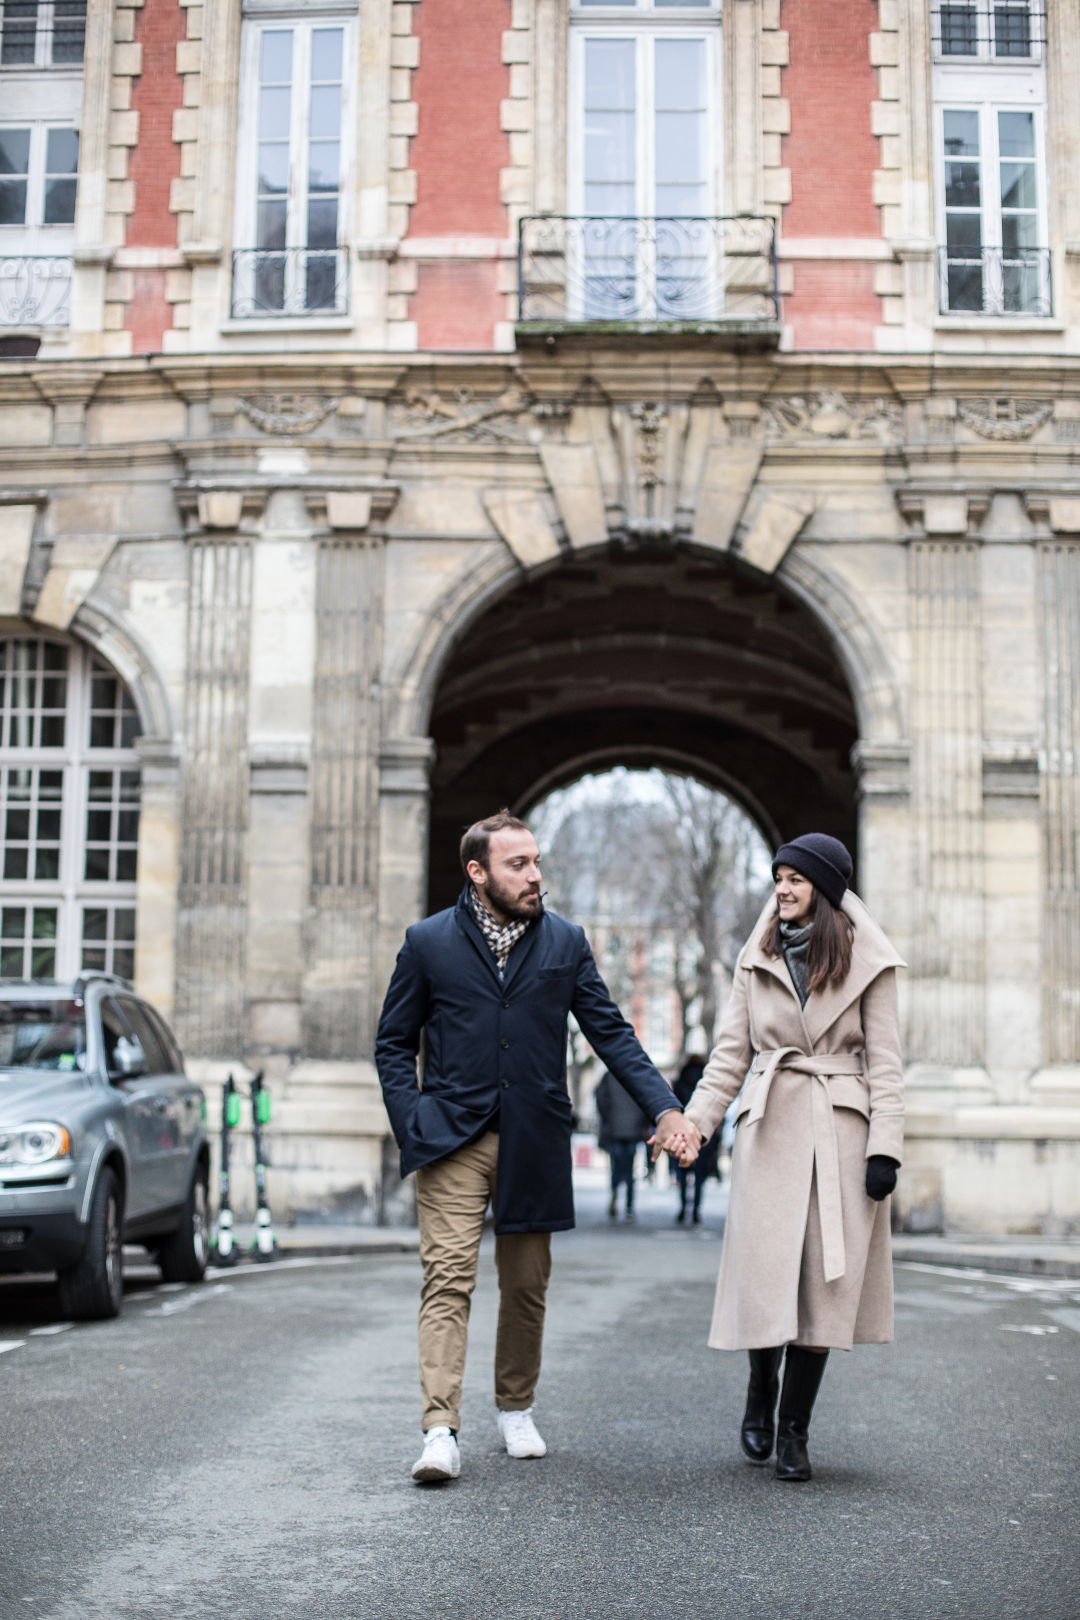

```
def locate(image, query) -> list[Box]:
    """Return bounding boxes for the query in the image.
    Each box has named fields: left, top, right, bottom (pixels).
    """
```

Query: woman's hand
left=865, top=1155, right=899, bottom=1201
left=650, top=1111, right=703, bottom=1167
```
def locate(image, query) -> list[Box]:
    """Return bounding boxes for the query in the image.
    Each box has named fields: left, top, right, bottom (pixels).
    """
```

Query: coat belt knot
left=747, top=1047, right=867, bottom=1284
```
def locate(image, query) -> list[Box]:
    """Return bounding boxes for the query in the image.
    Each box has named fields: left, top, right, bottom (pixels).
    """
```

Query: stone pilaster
left=303, top=537, right=384, bottom=1060
left=906, top=540, right=985, bottom=1067
left=174, top=535, right=252, bottom=1058
left=1039, top=542, right=1080, bottom=1063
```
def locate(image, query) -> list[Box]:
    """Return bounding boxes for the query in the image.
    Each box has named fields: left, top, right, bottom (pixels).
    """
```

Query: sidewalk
left=891, top=1232, right=1080, bottom=1278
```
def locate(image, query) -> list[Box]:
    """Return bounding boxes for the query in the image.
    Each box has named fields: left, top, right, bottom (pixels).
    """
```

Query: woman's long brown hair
left=762, top=891, right=854, bottom=994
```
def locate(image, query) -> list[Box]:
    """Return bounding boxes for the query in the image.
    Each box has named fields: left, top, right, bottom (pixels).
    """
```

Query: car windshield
left=0, top=1001, right=87, bottom=1072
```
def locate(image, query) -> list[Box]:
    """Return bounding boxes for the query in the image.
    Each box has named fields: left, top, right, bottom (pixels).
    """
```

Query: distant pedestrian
left=594, top=1070, right=650, bottom=1221
left=670, top=1056, right=721, bottom=1225
left=667, top=834, right=904, bottom=1482
left=375, top=811, right=694, bottom=1484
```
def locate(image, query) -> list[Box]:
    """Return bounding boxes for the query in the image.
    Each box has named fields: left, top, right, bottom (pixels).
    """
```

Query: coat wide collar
left=742, top=890, right=905, bottom=1047
left=453, top=886, right=543, bottom=991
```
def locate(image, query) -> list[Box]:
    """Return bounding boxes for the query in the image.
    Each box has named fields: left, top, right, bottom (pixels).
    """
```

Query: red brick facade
left=124, top=0, right=186, bottom=353
left=406, top=0, right=510, bottom=345
left=780, top=0, right=883, bottom=348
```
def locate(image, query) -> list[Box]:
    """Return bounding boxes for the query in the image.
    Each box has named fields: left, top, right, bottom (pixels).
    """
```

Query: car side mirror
left=111, top=1035, right=148, bottom=1080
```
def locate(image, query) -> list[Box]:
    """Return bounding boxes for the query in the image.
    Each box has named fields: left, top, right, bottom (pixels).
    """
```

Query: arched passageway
left=427, top=552, right=859, bottom=914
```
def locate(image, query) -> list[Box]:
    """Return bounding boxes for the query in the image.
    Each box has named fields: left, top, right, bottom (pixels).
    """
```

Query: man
left=375, top=809, right=700, bottom=1484
left=594, top=1070, right=651, bottom=1222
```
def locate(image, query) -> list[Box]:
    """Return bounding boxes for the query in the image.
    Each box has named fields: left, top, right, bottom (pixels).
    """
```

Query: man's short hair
left=460, top=809, right=529, bottom=875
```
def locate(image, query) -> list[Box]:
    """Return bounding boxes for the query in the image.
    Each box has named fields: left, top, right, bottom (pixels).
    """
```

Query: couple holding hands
left=376, top=814, right=904, bottom=1486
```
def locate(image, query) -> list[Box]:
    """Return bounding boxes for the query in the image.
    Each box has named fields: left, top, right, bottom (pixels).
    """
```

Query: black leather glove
left=865, top=1156, right=899, bottom=1201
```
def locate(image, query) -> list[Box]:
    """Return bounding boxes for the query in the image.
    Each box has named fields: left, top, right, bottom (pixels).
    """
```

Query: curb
left=892, top=1237, right=1080, bottom=1279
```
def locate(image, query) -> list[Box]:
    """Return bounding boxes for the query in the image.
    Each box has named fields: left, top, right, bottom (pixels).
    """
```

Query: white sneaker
left=497, top=1408, right=547, bottom=1459
left=411, top=1426, right=460, bottom=1483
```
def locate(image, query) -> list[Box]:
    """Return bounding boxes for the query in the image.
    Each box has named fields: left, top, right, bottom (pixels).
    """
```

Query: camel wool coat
left=684, top=892, right=905, bottom=1352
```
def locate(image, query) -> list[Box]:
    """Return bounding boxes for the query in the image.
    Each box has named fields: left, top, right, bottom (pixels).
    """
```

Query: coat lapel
left=453, top=894, right=505, bottom=991
left=802, top=892, right=906, bottom=1046
left=500, top=911, right=543, bottom=990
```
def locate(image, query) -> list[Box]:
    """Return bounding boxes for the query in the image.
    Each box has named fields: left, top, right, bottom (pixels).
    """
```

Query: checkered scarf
left=469, top=886, right=529, bottom=977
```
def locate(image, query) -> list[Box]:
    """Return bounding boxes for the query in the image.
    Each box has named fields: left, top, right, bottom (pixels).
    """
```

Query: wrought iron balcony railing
left=938, top=245, right=1052, bottom=317
left=0, top=256, right=72, bottom=327
left=517, top=216, right=778, bottom=326
left=231, top=247, right=349, bottom=319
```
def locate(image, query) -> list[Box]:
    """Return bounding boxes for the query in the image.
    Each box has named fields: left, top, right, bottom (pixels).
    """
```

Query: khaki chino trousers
left=415, top=1131, right=551, bottom=1433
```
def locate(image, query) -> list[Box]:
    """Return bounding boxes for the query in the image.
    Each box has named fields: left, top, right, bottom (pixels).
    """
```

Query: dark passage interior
left=427, top=552, right=859, bottom=914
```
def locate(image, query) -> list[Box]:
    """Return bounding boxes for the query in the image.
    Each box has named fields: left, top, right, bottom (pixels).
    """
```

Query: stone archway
left=426, top=549, right=860, bottom=913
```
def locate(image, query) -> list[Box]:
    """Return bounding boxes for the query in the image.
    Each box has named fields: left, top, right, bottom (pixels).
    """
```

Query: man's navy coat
left=375, top=889, right=679, bottom=1234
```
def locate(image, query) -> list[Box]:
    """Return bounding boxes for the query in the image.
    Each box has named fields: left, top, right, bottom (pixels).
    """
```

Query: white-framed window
left=931, top=0, right=1044, bottom=62
left=0, top=0, right=86, bottom=68
left=932, top=0, right=1047, bottom=318
left=0, top=636, right=142, bottom=984
left=568, top=8, right=720, bottom=319
left=232, top=14, right=355, bottom=318
left=0, top=124, right=78, bottom=233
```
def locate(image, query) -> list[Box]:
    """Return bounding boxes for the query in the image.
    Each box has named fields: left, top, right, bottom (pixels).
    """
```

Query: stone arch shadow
left=408, top=543, right=902, bottom=916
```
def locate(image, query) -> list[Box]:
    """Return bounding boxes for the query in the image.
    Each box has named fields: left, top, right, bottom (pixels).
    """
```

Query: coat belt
left=747, top=1047, right=867, bottom=1285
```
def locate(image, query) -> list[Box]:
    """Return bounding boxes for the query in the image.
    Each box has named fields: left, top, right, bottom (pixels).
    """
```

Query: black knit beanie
left=771, top=833, right=852, bottom=909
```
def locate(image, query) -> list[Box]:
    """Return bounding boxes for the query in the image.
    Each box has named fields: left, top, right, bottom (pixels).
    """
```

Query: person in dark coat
left=671, top=1056, right=722, bottom=1224
left=594, top=1070, right=651, bottom=1221
left=375, top=809, right=693, bottom=1485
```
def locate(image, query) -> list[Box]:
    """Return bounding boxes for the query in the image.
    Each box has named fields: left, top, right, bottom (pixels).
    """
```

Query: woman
left=674, top=833, right=904, bottom=1483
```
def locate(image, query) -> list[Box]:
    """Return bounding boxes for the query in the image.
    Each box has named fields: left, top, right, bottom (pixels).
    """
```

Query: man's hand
left=650, top=1110, right=703, bottom=1167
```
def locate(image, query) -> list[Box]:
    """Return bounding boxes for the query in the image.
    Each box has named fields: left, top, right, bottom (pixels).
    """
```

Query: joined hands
left=649, top=1110, right=704, bottom=1168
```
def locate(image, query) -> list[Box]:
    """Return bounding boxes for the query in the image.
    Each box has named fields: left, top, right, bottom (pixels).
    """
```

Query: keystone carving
left=237, top=396, right=339, bottom=435
left=955, top=398, right=1053, bottom=440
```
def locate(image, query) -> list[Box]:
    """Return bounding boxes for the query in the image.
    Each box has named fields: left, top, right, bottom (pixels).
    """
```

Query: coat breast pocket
left=538, top=963, right=572, bottom=980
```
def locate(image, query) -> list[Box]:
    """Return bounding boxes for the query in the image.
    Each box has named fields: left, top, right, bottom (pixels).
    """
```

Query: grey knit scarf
left=469, top=886, right=529, bottom=977
left=779, top=918, right=814, bottom=1007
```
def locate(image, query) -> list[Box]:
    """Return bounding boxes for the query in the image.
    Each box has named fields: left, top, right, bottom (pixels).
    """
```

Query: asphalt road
left=2, top=1195, right=1078, bottom=1620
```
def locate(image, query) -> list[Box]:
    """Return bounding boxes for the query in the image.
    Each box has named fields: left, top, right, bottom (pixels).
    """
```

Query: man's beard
left=481, top=872, right=542, bottom=922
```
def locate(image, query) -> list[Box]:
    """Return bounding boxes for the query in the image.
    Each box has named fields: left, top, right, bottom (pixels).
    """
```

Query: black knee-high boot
left=740, top=1346, right=784, bottom=1462
left=775, top=1347, right=829, bottom=1482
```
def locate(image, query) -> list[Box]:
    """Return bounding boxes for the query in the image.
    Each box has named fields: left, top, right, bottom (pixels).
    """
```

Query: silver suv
left=0, top=974, right=209, bottom=1318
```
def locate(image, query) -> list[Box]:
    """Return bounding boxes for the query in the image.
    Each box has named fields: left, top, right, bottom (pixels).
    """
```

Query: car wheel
left=156, top=1165, right=210, bottom=1284
left=57, top=1168, right=124, bottom=1321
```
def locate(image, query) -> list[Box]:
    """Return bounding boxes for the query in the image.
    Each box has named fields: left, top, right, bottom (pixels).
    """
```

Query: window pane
left=944, top=161, right=980, bottom=208
left=308, top=141, right=339, bottom=193
left=0, top=129, right=31, bottom=175
left=943, top=110, right=979, bottom=157
left=260, top=28, right=293, bottom=82
left=0, top=179, right=28, bottom=226
left=1, top=768, right=61, bottom=886
left=655, top=38, right=704, bottom=108
left=306, top=197, right=337, bottom=248
left=310, top=27, right=342, bottom=80
left=46, top=129, right=79, bottom=174
left=940, top=5, right=978, bottom=54
left=998, top=110, right=1034, bottom=158
left=309, top=84, right=341, bottom=139
left=259, top=86, right=291, bottom=138
left=257, top=199, right=287, bottom=250
left=994, top=4, right=1031, bottom=56
left=999, top=161, right=1036, bottom=212
left=52, top=0, right=87, bottom=64
left=585, top=37, right=635, bottom=108
left=258, top=143, right=289, bottom=194
left=0, top=0, right=38, bottom=64
left=88, top=657, right=141, bottom=749
left=83, top=769, right=140, bottom=884
left=44, top=177, right=78, bottom=225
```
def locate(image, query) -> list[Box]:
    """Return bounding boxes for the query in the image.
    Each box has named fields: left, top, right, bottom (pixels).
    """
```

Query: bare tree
left=531, top=769, right=771, bottom=1061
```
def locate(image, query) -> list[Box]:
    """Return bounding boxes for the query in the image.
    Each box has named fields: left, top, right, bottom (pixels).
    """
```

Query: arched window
left=0, top=635, right=142, bottom=983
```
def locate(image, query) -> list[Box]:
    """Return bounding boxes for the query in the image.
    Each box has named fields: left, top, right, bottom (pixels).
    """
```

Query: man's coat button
left=501, top=1038, right=509, bottom=1049
left=501, top=999, right=509, bottom=1008
left=501, top=1079, right=510, bottom=1089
